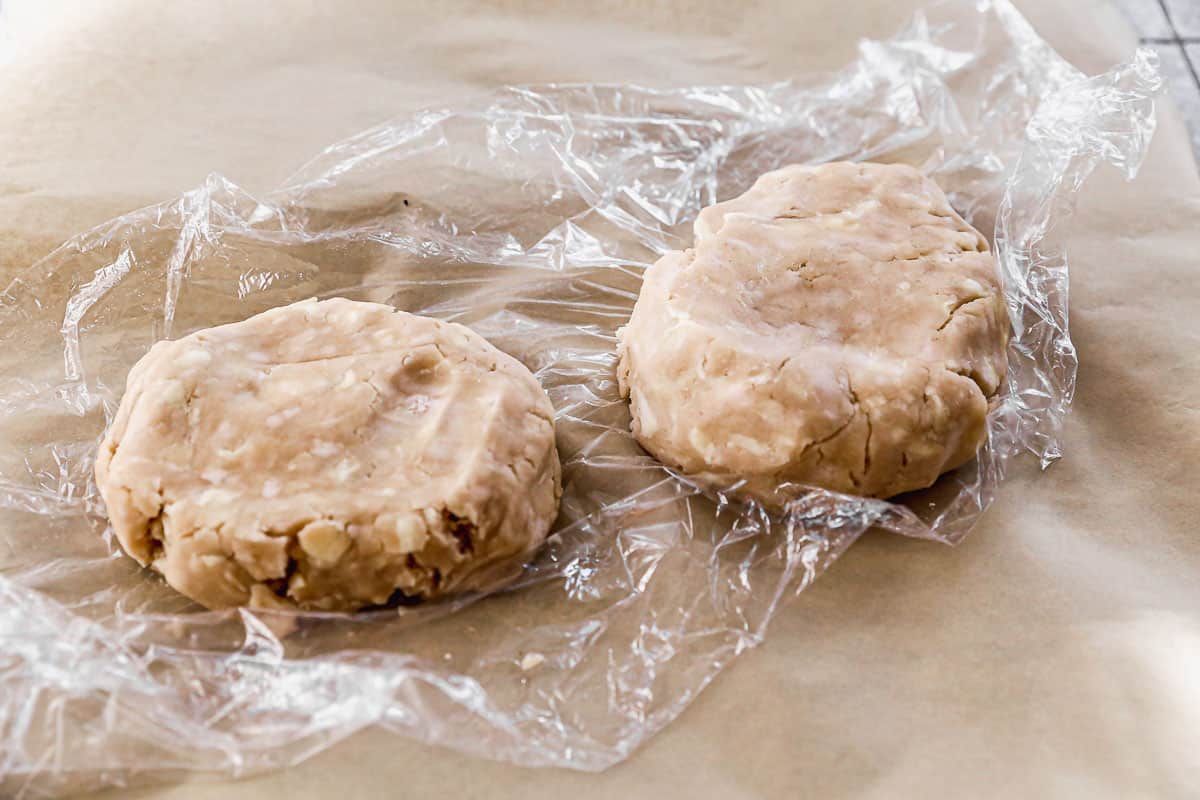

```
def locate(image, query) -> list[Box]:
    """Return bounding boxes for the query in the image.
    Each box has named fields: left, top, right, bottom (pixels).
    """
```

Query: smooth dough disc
left=617, top=162, right=1009, bottom=504
left=95, top=298, right=562, bottom=611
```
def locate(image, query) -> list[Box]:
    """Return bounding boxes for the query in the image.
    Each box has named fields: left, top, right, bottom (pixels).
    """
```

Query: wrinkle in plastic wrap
left=0, top=1, right=1160, bottom=796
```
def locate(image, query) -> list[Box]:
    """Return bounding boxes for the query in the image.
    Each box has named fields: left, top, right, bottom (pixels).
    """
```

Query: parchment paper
left=1, top=0, right=1198, bottom=798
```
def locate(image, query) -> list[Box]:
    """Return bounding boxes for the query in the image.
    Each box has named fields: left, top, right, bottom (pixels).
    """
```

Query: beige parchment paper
left=0, top=0, right=1198, bottom=798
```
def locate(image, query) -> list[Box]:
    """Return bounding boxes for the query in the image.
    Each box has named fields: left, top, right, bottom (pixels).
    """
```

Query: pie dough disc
left=617, top=162, right=1008, bottom=504
left=95, top=298, right=562, bottom=611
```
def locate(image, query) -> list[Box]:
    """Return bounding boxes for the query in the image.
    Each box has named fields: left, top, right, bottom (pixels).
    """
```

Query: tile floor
left=1113, top=0, right=1200, bottom=159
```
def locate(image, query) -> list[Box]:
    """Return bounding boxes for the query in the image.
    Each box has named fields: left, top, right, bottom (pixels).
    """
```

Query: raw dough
left=616, top=162, right=1009, bottom=504
left=95, top=298, right=561, bottom=611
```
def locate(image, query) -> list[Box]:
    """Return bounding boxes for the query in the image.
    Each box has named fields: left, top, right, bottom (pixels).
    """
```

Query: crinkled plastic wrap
left=0, top=1, right=1161, bottom=796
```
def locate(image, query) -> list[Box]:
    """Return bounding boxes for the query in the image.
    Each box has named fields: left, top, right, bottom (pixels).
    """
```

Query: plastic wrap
left=0, top=1, right=1161, bottom=796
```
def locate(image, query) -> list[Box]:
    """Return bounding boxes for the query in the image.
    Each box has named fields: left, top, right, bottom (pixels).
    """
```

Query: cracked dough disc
left=616, top=162, right=1009, bottom=504
left=95, top=298, right=561, bottom=611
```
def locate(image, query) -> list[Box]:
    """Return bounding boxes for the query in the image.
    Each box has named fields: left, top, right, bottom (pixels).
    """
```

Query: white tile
left=1157, top=44, right=1200, bottom=158
left=1113, top=0, right=1175, bottom=38
left=1165, top=0, right=1200, bottom=37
